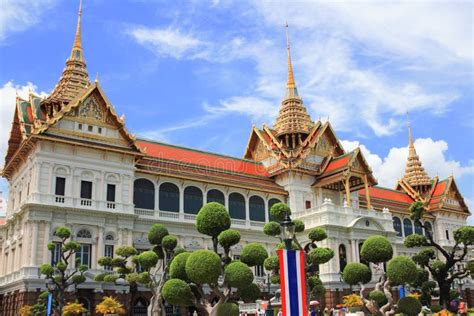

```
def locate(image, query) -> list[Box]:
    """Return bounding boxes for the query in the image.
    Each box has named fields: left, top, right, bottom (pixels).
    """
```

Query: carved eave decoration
left=429, top=176, right=470, bottom=215
left=396, top=178, right=425, bottom=203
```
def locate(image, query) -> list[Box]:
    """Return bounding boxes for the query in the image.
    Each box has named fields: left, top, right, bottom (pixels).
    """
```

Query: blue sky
left=0, top=0, right=473, bottom=220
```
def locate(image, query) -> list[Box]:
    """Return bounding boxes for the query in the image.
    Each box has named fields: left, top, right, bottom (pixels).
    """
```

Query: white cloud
left=0, top=0, right=57, bottom=42
left=203, top=96, right=277, bottom=123
left=127, top=26, right=206, bottom=59
left=341, top=138, right=474, bottom=188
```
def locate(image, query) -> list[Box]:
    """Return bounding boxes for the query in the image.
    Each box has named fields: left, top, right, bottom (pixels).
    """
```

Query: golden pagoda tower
left=46, top=0, right=90, bottom=104
left=402, top=124, right=431, bottom=193
left=273, top=23, right=315, bottom=149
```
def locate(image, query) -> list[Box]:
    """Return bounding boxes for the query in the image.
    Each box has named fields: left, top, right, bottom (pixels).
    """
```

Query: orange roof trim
left=324, top=155, right=351, bottom=172
left=360, top=187, right=414, bottom=204
left=137, top=140, right=270, bottom=177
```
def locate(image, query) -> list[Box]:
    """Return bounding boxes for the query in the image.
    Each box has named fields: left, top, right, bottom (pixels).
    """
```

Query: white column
left=30, top=222, right=39, bottom=266
left=245, top=195, right=250, bottom=223
left=97, top=227, right=104, bottom=265
left=43, top=222, right=51, bottom=264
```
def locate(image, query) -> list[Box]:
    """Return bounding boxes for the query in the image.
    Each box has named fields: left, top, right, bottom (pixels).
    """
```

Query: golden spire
left=46, top=0, right=89, bottom=104
left=273, top=23, right=314, bottom=147
left=403, top=120, right=431, bottom=189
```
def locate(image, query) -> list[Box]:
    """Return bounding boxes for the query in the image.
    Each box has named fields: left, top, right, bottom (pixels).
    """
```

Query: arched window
left=134, top=179, right=155, bottom=210
left=77, top=229, right=92, bottom=239
left=229, top=193, right=246, bottom=220
left=424, top=222, right=433, bottom=238
left=105, top=233, right=115, bottom=241
left=207, top=189, right=225, bottom=205
left=159, top=182, right=180, bottom=212
left=339, top=244, right=347, bottom=272
left=268, top=198, right=281, bottom=221
left=249, top=196, right=265, bottom=222
left=403, top=218, right=413, bottom=236
left=393, top=217, right=403, bottom=237
left=184, top=186, right=203, bottom=214
left=414, top=220, right=423, bottom=235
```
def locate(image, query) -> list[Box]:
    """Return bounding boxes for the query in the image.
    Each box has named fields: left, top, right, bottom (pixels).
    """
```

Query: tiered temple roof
left=402, top=126, right=431, bottom=188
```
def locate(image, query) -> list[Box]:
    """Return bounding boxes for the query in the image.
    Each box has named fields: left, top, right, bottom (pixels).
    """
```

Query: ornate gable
left=430, top=177, right=470, bottom=214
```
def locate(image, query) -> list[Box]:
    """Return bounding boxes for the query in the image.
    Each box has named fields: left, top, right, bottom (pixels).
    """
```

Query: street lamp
left=280, top=213, right=295, bottom=250
left=266, top=273, right=274, bottom=316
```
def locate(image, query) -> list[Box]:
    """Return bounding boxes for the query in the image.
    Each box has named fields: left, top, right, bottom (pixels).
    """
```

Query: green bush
left=270, top=274, right=280, bottom=284
left=369, top=290, right=387, bottom=306
left=397, top=296, right=422, bottom=316
left=431, top=259, right=446, bottom=272
left=153, top=246, right=165, bottom=259
left=94, top=273, right=106, bottom=282
left=148, top=224, right=169, bottom=245
left=360, top=236, right=393, bottom=263
left=115, top=246, right=138, bottom=257
left=240, top=243, right=268, bottom=267
left=387, top=256, right=417, bottom=285
left=170, top=252, right=191, bottom=281
left=196, top=202, right=231, bottom=237
left=264, top=256, right=279, bottom=271
left=174, top=247, right=187, bottom=256
left=311, top=284, right=326, bottom=299
left=270, top=203, right=291, bottom=222
left=63, top=241, right=81, bottom=252
left=218, top=229, right=241, bottom=249
left=185, top=250, right=221, bottom=285
left=308, top=275, right=322, bottom=288
left=342, top=263, right=372, bottom=285
left=71, top=274, right=86, bottom=284
left=467, top=260, right=474, bottom=275
left=162, top=279, right=194, bottom=306
left=404, top=234, right=429, bottom=248
left=454, top=226, right=474, bottom=245
left=161, top=235, right=178, bottom=251
left=103, top=274, right=118, bottom=282
left=216, top=303, right=239, bottom=316
left=412, top=248, right=435, bottom=266
left=98, top=256, right=113, bottom=267
left=138, top=251, right=159, bottom=270
left=409, top=201, right=425, bottom=221
left=40, top=264, right=54, bottom=276
left=309, top=247, right=334, bottom=265
left=308, top=228, right=327, bottom=242
left=293, top=220, right=305, bottom=233
left=224, top=261, right=254, bottom=289
left=54, top=227, right=71, bottom=239
left=276, top=241, right=299, bottom=251
left=239, top=283, right=261, bottom=302
left=263, top=222, right=281, bottom=236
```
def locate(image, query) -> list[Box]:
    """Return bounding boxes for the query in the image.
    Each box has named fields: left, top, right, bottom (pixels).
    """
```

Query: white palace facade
left=0, top=4, right=471, bottom=315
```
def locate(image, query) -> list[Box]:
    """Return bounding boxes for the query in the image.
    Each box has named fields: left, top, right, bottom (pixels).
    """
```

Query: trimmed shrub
left=264, top=256, right=279, bottom=271
left=138, top=251, right=159, bottom=270
left=311, top=284, right=326, bottom=299
left=404, top=234, right=429, bottom=248
left=454, top=226, right=474, bottom=245
left=263, top=222, right=281, bottom=237
left=239, top=283, right=261, bottom=302
left=185, top=250, right=221, bottom=285
left=369, top=290, right=387, bottom=306
left=270, top=203, right=291, bottom=222
left=308, top=275, right=323, bottom=288
left=196, top=202, right=231, bottom=237
left=360, top=235, right=393, bottom=263
left=467, top=260, right=474, bottom=275
left=342, top=263, right=372, bottom=285
left=309, top=247, right=334, bottom=265
left=161, top=235, right=178, bottom=251
left=397, top=296, right=422, bottom=316
left=412, top=248, right=435, bottom=266
left=115, top=246, right=137, bottom=257
left=162, top=279, right=193, bottom=306
left=174, top=247, right=187, bottom=256
left=240, top=243, right=268, bottom=267
left=148, top=224, right=169, bottom=245
left=218, top=229, right=241, bottom=249
left=293, top=220, right=305, bottom=233
left=170, top=252, right=191, bottom=281
left=224, top=261, right=254, bottom=289
left=216, top=303, right=239, bottom=316
left=39, top=264, right=54, bottom=276
left=54, top=227, right=71, bottom=239
left=387, top=256, right=417, bottom=285
left=270, top=274, right=280, bottom=284
left=409, top=201, right=425, bottom=221
left=308, top=228, right=327, bottom=242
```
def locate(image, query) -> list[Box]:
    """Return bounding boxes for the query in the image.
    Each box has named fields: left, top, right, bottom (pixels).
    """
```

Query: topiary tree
left=95, top=245, right=142, bottom=316
left=39, top=227, right=88, bottom=315
left=160, top=202, right=267, bottom=316
left=397, top=297, right=422, bottom=316
left=262, top=203, right=334, bottom=313
left=405, top=201, right=474, bottom=309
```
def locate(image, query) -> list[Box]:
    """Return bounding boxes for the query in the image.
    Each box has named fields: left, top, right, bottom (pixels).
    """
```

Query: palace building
left=0, top=3, right=471, bottom=315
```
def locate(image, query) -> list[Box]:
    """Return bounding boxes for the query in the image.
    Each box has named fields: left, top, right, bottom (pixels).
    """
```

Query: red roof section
left=432, top=181, right=447, bottom=196
left=137, top=140, right=269, bottom=177
left=325, top=155, right=350, bottom=172
left=359, top=187, right=413, bottom=204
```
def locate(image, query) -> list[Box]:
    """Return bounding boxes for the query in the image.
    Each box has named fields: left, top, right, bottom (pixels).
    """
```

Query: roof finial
left=407, top=111, right=414, bottom=148
left=73, top=0, right=83, bottom=52
left=285, top=22, right=296, bottom=89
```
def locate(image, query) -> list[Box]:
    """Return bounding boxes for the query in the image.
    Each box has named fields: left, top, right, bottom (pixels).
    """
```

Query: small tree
left=39, top=227, right=88, bottom=315
left=343, top=235, right=418, bottom=315
left=95, top=246, right=141, bottom=316
left=160, top=202, right=267, bottom=316
left=405, top=201, right=474, bottom=308
left=262, top=203, right=334, bottom=309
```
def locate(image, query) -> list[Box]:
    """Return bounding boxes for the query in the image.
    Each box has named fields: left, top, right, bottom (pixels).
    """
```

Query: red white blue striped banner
left=278, top=249, right=308, bottom=316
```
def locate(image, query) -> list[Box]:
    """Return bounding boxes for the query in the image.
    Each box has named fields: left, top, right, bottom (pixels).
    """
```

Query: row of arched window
left=133, top=179, right=281, bottom=222
left=393, top=217, right=432, bottom=238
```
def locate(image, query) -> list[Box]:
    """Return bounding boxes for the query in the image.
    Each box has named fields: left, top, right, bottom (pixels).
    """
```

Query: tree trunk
left=439, top=282, right=451, bottom=310
left=209, top=298, right=225, bottom=316
left=380, top=279, right=395, bottom=316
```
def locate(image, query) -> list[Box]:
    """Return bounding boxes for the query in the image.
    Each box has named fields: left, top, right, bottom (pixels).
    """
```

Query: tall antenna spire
left=407, top=112, right=414, bottom=148
left=285, top=22, right=296, bottom=89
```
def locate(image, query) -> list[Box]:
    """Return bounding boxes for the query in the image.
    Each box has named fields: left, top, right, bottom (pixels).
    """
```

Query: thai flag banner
left=278, top=249, right=308, bottom=316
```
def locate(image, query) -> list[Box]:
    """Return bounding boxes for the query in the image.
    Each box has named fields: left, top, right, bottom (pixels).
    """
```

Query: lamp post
left=266, top=273, right=274, bottom=316
left=280, top=213, right=295, bottom=250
